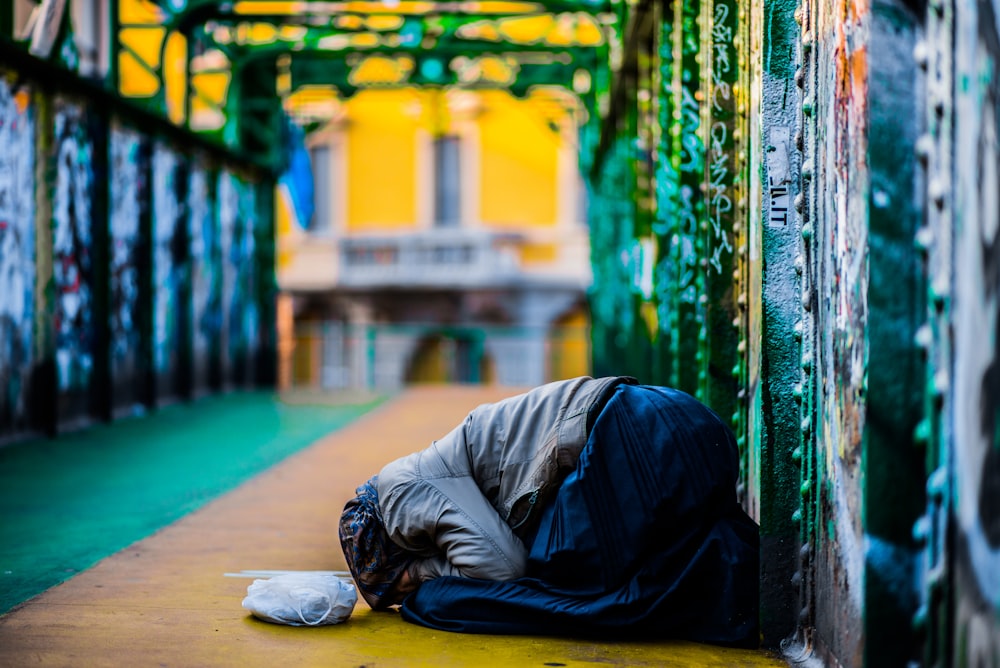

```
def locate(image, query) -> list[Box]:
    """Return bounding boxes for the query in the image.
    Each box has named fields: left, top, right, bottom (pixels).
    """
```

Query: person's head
left=338, top=476, right=415, bottom=610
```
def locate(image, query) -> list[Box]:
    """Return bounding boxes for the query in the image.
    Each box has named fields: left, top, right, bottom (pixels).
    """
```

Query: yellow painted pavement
left=0, top=386, right=787, bottom=667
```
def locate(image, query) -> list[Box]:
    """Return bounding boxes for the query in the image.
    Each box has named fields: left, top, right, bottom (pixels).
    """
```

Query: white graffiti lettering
left=707, top=2, right=736, bottom=275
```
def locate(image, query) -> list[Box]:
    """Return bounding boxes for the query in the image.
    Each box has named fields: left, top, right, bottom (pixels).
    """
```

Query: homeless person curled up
left=339, top=376, right=760, bottom=647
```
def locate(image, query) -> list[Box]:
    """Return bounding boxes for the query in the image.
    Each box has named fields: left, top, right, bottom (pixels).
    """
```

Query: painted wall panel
left=219, top=170, right=256, bottom=385
left=345, top=90, right=418, bottom=229
left=52, top=99, right=95, bottom=421
left=0, top=75, right=36, bottom=437
left=242, top=181, right=260, bottom=384
left=152, top=141, right=188, bottom=401
left=189, top=159, right=220, bottom=392
left=479, top=90, right=559, bottom=226
left=0, top=48, right=275, bottom=442
left=219, top=170, right=238, bottom=385
left=108, top=123, right=146, bottom=413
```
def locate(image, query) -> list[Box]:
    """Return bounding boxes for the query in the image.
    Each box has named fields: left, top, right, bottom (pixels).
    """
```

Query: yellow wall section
left=274, top=185, right=294, bottom=270
left=520, top=242, right=557, bottom=264
left=548, top=308, right=590, bottom=380
left=345, top=90, right=419, bottom=230
left=478, top=90, right=559, bottom=228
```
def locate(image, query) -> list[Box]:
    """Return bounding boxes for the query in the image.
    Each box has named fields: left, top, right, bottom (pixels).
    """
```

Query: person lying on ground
left=339, top=375, right=760, bottom=647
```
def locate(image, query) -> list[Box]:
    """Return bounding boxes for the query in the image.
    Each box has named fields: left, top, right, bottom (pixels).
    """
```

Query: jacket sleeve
left=379, top=453, right=528, bottom=583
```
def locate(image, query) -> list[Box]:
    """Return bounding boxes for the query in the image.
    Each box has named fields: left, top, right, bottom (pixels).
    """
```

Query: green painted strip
left=0, top=391, right=385, bottom=615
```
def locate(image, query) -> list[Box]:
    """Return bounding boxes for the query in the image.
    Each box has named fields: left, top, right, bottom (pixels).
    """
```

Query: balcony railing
left=278, top=226, right=591, bottom=292
left=339, top=229, right=523, bottom=288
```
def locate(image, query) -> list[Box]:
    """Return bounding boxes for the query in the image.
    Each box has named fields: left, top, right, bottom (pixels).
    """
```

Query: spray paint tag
left=766, top=126, right=793, bottom=228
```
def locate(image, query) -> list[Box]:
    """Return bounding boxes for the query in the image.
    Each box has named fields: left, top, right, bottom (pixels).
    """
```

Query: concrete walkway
left=0, top=386, right=786, bottom=667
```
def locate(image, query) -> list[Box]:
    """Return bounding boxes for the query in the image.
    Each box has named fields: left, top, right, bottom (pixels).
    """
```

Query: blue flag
left=279, top=117, right=315, bottom=229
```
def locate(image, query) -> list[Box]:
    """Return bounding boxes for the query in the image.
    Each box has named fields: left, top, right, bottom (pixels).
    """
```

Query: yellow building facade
left=277, top=86, right=592, bottom=389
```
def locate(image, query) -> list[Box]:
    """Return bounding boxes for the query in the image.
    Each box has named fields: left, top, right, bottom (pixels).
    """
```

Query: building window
left=310, top=143, right=332, bottom=232
left=577, top=176, right=591, bottom=227
left=433, top=135, right=461, bottom=227
left=71, top=0, right=110, bottom=78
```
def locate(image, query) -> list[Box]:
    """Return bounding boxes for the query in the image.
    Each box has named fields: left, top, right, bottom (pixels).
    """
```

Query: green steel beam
left=161, top=0, right=617, bottom=33
left=700, top=0, right=740, bottom=453
left=756, top=0, right=802, bottom=647
left=589, top=0, right=650, bottom=180
left=863, top=3, right=927, bottom=665
left=285, top=50, right=596, bottom=95
left=197, top=19, right=604, bottom=55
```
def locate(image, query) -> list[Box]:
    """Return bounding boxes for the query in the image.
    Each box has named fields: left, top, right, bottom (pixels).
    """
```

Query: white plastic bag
left=242, top=573, right=357, bottom=626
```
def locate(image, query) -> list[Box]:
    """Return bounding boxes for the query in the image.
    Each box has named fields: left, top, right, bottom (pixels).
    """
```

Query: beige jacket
left=376, top=376, right=635, bottom=583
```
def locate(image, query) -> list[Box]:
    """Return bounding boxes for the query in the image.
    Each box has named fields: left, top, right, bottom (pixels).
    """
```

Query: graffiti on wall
left=219, top=170, right=254, bottom=383
left=804, top=0, right=871, bottom=661
left=240, top=176, right=259, bottom=380
left=152, top=141, right=186, bottom=396
left=219, top=170, right=236, bottom=381
left=240, top=182, right=260, bottom=374
left=707, top=0, right=736, bottom=275
left=109, top=124, right=145, bottom=406
left=595, top=138, right=638, bottom=351
left=188, top=161, right=220, bottom=389
left=0, top=76, right=36, bottom=432
left=654, top=20, right=702, bottom=314
left=52, top=100, right=94, bottom=394
left=952, top=10, right=1000, bottom=661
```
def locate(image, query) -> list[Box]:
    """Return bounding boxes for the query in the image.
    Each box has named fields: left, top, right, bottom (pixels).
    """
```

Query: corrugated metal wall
left=587, top=0, right=1000, bottom=664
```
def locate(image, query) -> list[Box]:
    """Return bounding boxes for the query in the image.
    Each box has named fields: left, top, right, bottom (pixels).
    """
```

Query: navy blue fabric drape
left=399, top=384, right=760, bottom=647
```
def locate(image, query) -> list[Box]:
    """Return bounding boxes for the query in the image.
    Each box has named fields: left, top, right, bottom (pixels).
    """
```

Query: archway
left=547, top=303, right=591, bottom=381
left=405, top=330, right=494, bottom=384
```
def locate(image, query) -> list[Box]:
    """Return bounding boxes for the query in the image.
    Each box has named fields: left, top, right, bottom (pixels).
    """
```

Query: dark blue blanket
left=400, top=384, right=760, bottom=647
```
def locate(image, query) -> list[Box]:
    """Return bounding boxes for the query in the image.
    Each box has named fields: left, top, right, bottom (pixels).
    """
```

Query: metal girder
left=283, top=49, right=597, bottom=97
left=195, top=15, right=608, bottom=56
left=167, top=0, right=614, bottom=94
left=588, top=0, right=650, bottom=180
left=184, top=12, right=607, bottom=146
left=132, top=0, right=617, bottom=170
left=160, top=0, right=616, bottom=34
